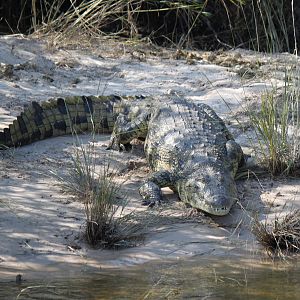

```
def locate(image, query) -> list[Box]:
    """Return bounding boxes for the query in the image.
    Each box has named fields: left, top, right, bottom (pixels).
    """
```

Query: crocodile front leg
left=139, top=170, right=175, bottom=207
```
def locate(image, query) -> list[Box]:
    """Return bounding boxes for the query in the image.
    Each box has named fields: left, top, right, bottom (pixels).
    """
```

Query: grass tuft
left=252, top=208, right=300, bottom=257
left=83, top=163, right=144, bottom=248
left=54, top=137, right=152, bottom=249
left=248, top=81, right=300, bottom=176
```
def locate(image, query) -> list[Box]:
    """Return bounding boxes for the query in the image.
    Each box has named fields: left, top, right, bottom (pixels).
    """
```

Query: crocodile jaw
left=183, top=193, right=235, bottom=216
left=192, top=197, right=234, bottom=216
left=178, top=172, right=237, bottom=216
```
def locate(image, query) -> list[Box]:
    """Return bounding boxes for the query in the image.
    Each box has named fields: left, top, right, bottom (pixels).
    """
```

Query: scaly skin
left=109, top=96, right=244, bottom=216
left=0, top=95, right=243, bottom=215
left=0, top=95, right=142, bottom=147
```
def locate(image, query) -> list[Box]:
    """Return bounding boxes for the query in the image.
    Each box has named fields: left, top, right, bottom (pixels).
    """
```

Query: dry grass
left=248, top=81, right=300, bottom=176
left=82, top=163, right=147, bottom=248
left=31, top=0, right=250, bottom=49
left=252, top=209, right=300, bottom=257
left=35, top=0, right=206, bottom=44
left=3, top=0, right=298, bottom=53
left=53, top=137, right=155, bottom=249
left=30, top=0, right=295, bottom=53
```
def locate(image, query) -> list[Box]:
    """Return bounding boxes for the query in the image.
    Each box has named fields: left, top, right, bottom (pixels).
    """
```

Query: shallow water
left=1, top=257, right=300, bottom=300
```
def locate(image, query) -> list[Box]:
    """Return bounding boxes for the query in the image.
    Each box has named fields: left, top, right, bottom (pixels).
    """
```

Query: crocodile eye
left=201, top=175, right=210, bottom=183
left=185, top=181, right=194, bottom=188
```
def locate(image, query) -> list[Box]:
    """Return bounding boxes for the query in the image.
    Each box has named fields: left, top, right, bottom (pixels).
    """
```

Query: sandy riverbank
left=1, top=34, right=299, bottom=281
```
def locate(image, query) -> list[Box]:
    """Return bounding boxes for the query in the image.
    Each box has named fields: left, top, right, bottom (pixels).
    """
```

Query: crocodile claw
left=142, top=198, right=161, bottom=207
left=106, top=136, right=120, bottom=151
left=107, top=141, right=132, bottom=152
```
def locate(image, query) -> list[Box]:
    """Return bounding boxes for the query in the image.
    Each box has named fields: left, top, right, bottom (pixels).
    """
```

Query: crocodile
left=0, top=95, right=244, bottom=216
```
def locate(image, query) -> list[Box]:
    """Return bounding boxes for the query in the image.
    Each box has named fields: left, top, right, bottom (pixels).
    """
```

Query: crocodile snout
left=179, top=171, right=238, bottom=216
left=195, top=197, right=233, bottom=216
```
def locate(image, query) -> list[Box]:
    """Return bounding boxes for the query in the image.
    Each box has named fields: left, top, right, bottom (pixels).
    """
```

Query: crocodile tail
left=0, top=95, right=127, bottom=148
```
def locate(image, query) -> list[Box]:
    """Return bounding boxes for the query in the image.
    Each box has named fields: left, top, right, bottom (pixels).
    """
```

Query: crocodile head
left=178, top=165, right=238, bottom=216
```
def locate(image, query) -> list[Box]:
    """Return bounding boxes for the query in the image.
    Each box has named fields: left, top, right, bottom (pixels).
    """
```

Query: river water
left=1, top=256, right=299, bottom=299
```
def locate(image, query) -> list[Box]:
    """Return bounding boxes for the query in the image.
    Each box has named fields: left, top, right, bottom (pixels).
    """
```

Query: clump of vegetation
left=3, top=0, right=298, bottom=52
left=249, top=82, right=300, bottom=176
left=83, top=164, right=146, bottom=248
left=252, top=209, right=300, bottom=257
left=55, top=138, right=152, bottom=249
left=33, top=0, right=209, bottom=46
left=35, top=0, right=296, bottom=52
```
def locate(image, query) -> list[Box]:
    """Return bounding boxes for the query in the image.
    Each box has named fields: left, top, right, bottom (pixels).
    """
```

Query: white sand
left=0, top=34, right=299, bottom=280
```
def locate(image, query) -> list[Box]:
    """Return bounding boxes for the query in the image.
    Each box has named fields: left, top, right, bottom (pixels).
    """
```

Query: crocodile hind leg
left=198, top=103, right=234, bottom=140
left=139, top=170, right=174, bottom=207
left=200, top=103, right=245, bottom=171
left=226, top=140, right=245, bottom=173
left=107, top=112, right=149, bottom=151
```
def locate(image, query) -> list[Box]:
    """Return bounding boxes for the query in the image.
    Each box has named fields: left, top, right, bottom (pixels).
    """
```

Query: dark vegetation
left=0, top=0, right=299, bottom=52
left=252, top=209, right=300, bottom=258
